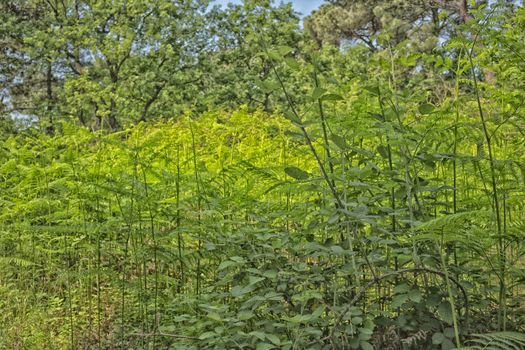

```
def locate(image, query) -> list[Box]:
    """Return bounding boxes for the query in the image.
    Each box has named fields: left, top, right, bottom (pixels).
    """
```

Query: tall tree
left=304, top=0, right=481, bottom=50
left=1, top=0, right=212, bottom=130
left=205, top=0, right=303, bottom=111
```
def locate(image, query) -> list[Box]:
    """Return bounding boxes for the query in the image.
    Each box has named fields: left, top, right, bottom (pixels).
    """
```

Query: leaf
left=331, top=245, right=345, bottom=254
left=331, top=134, right=347, bottom=150
left=266, top=50, right=282, bottom=62
left=284, top=111, right=302, bottom=125
left=360, top=341, right=374, bottom=350
left=218, top=260, right=235, bottom=270
left=254, top=78, right=279, bottom=93
left=311, top=87, right=327, bottom=100
left=394, top=283, right=410, bottom=294
left=391, top=294, right=408, bottom=308
left=322, top=93, right=344, bottom=101
left=207, top=312, right=222, bottom=321
left=266, top=334, right=281, bottom=346
left=199, top=331, right=216, bottom=340
left=365, top=86, right=380, bottom=96
left=466, top=332, right=525, bottom=350
left=263, top=270, right=277, bottom=279
left=432, top=332, right=445, bottom=345
left=286, top=314, right=311, bottom=324
left=444, top=328, right=456, bottom=338
left=408, top=289, right=422, bottom=303
left=311, top=305, right=325, bottom=320
left=441, top=338, right=455, bottom=350
left=284, top=166, right=310, bottom=180
left=351, top=317, right=363, bottom=325
left=419, top=103, right=435, bottom=115
left=231, top=284, right=256, bottom=297
left=377, top=145, right=389, bottom=159
left=438, top=301, right=454, bottom=324
left=256, top=343, right=275, bottom=350
left=277, top=45, right=293, bottom=56
left=249, top=331, right=266, bottom=341
left=370, top=113, right=385, bottom=122
left=284, top=57, right=300, bottom=71
left=349, top=337, right=360, bottom=349
left=238, top=311, right=254, bottom=320
left=248, top=276, right=265, bottom=285
left=359, top=327, right=374, bottom=339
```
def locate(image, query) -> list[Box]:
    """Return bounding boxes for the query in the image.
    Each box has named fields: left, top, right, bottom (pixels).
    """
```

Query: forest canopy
left=1, top=0, right=525, bottom=349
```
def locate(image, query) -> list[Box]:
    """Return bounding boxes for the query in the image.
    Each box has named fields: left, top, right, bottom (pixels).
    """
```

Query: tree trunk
left=458, top=0, right=470, bottom=23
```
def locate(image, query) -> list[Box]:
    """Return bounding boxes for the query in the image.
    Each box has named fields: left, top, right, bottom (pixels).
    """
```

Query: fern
left=458, top=332, right=525, bottom=350
left=414, top=210, right=492, bottom=233
left=0, top=256, right=36, bottom=267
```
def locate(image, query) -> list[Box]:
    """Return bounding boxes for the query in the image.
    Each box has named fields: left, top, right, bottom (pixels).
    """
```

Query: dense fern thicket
left=2, top=1, right=525, bottom=350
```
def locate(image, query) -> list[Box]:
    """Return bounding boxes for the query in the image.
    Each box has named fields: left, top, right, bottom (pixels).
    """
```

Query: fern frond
left=0, top=256, right=36, bottom=267
left=415, top=210, right=492, bottom=232
left=458, top=332, right=525, bottom=350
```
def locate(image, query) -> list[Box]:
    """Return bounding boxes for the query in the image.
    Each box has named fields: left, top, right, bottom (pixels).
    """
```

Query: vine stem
left=466, top=26, right=505, bottom=330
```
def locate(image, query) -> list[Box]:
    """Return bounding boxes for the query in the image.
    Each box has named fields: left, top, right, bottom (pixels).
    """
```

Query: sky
left=213, top=0, right=325, bottom=17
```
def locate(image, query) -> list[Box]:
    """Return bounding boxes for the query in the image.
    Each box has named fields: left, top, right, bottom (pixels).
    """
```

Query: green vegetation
left=1, top=0, right=525, bottom=349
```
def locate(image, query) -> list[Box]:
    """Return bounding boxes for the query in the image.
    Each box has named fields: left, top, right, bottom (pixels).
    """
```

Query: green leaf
left=349, top=337, right=360, bottom=349
left=218, top=260, right=235, bottom=270
left=256, top=343, right=275, bottom=350
left=266, top=334, right=281, bottom=345
left=249, top=331, right=266, bottom=341
left=432, top=332, right=445, bottom=345
left=322, top=93, right=344, bottom=101
left=266, top=50, right=282, bottom=62
left=377, top=145, right=389, bottom=159
left=254, top=78, right=279, bottom=93
left=365, top=86, right=380, bottom=96
left=394, top=283, right=410, bottom=294
left=263, top=270, right=277, bottom=279
left=284, top=166, right=310, bottom=180
left=238, top=311, right=254, bottom=320
left=284, top=57, right=300, bottom=71
left=231, top=284, right=256, bottom=297
left=286, top=314, right=311, bottom=324
left=207, top=312, right=222, bottom=321
left=199, top=331, right=216, bottom=340
left=311, top=305, right=325, bottom=320
left=438, top=301, right=454, bottom=324
left=284, top=111, right=302, bottom=125
left=311, top=87, right=327, bottom=100
left=391, top=294, right=408, bottom=308
left=441, top=338, right=455, bottom=350
left=360, top=341, right=374, bottom=350
left=331, top=245, right=345, bottom=254
left=331, top=134, right=347, bottom=150
left=443, top=328, right=456, bottom=338
left=277, top=45, right=293, bottom=56
left=408, top=289, right=422, bottom=303
left=351, top=317, right=363, bottom=325
left=419, top=103, right=435, bottom=115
